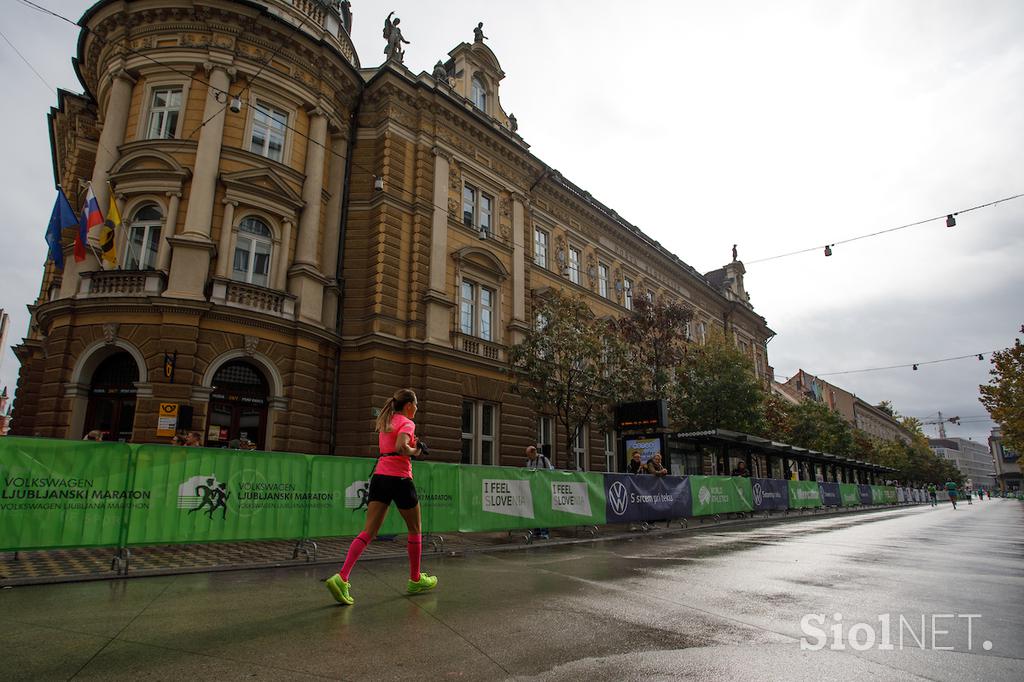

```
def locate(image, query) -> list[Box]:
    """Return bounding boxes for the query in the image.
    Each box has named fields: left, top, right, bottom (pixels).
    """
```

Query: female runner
left=326, top=388, right=438, bottom=604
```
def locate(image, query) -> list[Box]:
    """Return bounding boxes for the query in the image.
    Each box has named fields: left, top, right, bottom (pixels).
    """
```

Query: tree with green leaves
left=615, top=296, right=693, bottom=401
left=786, top=399, right=854, bottom=456
left=979, top=337, right=1024, bottom=453
left=670, top=330, right=763, bottom=433
left=508, top=290, right=626, bottom=467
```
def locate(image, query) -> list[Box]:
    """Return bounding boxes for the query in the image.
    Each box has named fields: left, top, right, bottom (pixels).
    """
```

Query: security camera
left=229, top=95, right=242, bottom=114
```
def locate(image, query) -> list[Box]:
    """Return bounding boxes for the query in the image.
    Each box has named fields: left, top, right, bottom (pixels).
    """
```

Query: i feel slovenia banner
left=603, top=474, right=692, bottom=523
left=689, top=476, right=753, bottom=516
left=788, top=480, right=822, bottom=509
left=839, top=484, right=861, bottom=507
left=457, top=465, right=606, bottom=531
left=0, top=438, right=134, bottom=551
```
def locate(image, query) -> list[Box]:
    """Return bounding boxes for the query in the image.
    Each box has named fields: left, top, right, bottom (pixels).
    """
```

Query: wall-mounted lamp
left=373, top=176, right=384, bottom=191
left=229, top=95, right=242, bottom=113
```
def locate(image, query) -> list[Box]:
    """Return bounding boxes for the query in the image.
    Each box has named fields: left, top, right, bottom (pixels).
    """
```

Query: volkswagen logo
left=608, top=481, right=629, bottom=516
left=753, top=482, right=764, bottom=506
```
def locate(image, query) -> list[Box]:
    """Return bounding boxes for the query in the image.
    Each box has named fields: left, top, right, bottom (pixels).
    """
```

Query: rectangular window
left=127, top=225, right=162, bottom=270
left=604, top=431, right=616, bottom=472
left=534, top=228, right=548, bottom=268
left=459, top=280, right=495, bottom=340
left=573, top=426, right=587, bottom=471
left=624, top=277, right=633, bottom=310
left=250, top=101, right=288, bottom=161
left=147, top=87, right=182, bottom=139
left=463, top=401, right=498, bottom=465
left=232, top=237, right=271, bottom=287
left=538, top=417, right=553, bottom=455
left=598, top=263, right=609, bottom=298
left=568, top=247, right=581, bottom=284
left=479, top=195, right=492, bottom=237
left=463, top=185, right=477, bottom=227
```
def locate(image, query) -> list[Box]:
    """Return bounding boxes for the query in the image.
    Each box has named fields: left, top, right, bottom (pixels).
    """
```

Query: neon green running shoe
left=325, top=574, right=353, bottom=605
left=407, top=572, right=438, bottom=595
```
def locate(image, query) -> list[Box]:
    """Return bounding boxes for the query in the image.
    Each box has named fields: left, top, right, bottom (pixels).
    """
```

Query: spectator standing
left=626, top=450, right=644, bottom=474
left=525, top=446, right=553, bottom=539
left=730, top=461, right=751, bottom=478
left=645, top=453, right=669, bottom=477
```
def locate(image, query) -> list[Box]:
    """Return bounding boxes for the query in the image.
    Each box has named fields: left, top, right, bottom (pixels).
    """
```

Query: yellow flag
left=99, top=193, right=119, bottom=267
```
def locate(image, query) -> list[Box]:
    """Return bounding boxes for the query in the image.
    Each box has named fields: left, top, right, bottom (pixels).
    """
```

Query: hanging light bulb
left=977, top=354, right=983, bottom=360
left=946, top=214, right=956, bottom=228
left=824, top=245, right=833, bottom=257
left=912, top=364, right=918, bottom=371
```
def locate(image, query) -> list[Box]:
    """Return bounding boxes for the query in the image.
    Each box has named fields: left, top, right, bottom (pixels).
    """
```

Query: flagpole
left=107, top=181, right=131, bottom=270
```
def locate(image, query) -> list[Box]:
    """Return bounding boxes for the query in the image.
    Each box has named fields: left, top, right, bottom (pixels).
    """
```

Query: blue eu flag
left=46, top=189, right=78, bottom=269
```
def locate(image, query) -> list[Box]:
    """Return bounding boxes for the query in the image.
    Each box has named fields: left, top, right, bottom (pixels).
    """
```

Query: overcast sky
left=2, top=0, right=1021, bottom=443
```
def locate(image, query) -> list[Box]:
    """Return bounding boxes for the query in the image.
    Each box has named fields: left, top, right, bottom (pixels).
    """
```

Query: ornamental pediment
left=108, top=145, right=190, bottom=194
left=221, top=167, right=304, bottom=213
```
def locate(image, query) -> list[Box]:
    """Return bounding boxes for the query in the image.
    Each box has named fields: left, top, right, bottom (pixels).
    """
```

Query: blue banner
left=604, top=474, right=692, bottom=523
left=819, top=482, right=841, bottom=507
left=858, top=484, right=873, bottom=505
left=751, top=478, right=789, bottom=511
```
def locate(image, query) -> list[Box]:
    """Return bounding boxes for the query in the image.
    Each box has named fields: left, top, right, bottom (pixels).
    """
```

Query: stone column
left=288, top=109, right=330, bottom=324
left=321, top=131, right=348, bottom=329
left=424, top=147, right=453, bottom=345
left=509, top=192, right=530, bottom=344
left=157, top=191, right=181, bottom=272
left=165, top=63, right=231, bottom=300
left=215, top=200, right=237, bottom=278
left=274, top=219, right=293, bottom=291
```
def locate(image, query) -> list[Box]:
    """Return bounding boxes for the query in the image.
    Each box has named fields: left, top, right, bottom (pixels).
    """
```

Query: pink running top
left=376, top=413, right=416, bottom=478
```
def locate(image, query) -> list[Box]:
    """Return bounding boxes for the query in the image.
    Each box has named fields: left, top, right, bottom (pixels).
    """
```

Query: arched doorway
left=83, top=352, right=139, bottom=441
left=206, top=360, right=269, bottom=449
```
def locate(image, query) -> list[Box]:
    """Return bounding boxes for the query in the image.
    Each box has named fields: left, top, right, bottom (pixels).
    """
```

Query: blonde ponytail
left=375, top=388, right=417, bottom=432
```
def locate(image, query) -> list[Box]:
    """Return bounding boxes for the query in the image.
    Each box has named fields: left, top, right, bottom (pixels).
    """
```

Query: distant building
left=988, top=428, right=1021, bottom=492
left=777, top=370, right=913, bottom=444
left=928, top=437, right=996, bottom=489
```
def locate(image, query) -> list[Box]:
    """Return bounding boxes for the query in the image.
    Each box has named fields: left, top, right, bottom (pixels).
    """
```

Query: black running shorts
left=367, top=474, right=419, bottom=510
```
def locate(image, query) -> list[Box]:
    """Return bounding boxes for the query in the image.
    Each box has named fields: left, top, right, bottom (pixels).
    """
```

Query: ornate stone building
left=12, top=0, right=775, bottom=471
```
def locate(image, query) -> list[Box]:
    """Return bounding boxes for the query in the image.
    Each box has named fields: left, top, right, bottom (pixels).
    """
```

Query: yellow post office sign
left=157, top=403, right=179, bottom=437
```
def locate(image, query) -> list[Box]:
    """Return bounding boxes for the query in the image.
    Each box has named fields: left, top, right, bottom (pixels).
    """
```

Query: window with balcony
left=462, top=400, right=497, bottom=465
left=249, top=101, right=288, bottom=162
left=534, top=228, right=549, bottom=268
left=598, top=263, right=609, bottom=298
left=146, top=87, right=182, bottom=139
left=568, top=247, right=581, bottom=284
left=126, top=205, right=163, bottom=270
left=232, top=217, right=273, bottom=287
left=460, top=279, right=495, bottom=341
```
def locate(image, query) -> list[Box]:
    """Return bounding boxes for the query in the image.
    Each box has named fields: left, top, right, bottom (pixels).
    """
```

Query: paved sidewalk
left=0, top=505, right=900, bottom=585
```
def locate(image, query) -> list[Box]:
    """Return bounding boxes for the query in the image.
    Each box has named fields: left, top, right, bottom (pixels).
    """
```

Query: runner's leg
left=398, top=503, right=423, bottom=581
left=340, top=501, right=389, bottom=581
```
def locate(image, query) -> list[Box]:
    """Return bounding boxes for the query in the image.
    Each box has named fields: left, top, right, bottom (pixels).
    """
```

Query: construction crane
left=921, top=411, right=960, bottom=438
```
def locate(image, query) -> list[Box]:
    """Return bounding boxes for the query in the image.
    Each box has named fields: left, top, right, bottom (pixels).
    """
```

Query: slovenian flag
left=76, top=183, right=104, bottom=262
left=45, top=189, right=78, bottom=270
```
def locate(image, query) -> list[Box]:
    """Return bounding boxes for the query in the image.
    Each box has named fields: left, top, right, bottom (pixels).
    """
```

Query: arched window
left=127, top=204, right=163, bottom=270
left=83, top=352, right=139, bottom=441
left=471, top=77, right=487, bottom=111
left=207, top=360, right=270, bottom=449
left=232, top=217, right=273, bottom=287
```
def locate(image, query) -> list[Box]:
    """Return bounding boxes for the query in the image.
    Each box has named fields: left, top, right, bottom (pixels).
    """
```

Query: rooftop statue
left=383, top=12, right=409, bottom=63
left=474, top=22, right=488, bottom=43
left=433, top=60, right=449, bottom=83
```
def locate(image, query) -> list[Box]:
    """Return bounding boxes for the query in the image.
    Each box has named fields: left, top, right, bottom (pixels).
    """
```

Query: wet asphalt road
left=1, top=500, right=1021, bottom=681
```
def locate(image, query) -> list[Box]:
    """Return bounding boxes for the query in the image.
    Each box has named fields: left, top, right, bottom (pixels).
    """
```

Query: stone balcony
left=209, top=277, right=296, bottom=321
left=78, top=270, right=166, bottom=297
left=451, top=331, right=505, bottom=363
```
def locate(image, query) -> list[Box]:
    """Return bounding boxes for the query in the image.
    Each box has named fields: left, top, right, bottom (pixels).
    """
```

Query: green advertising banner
left=0, top=438, right=134, bottom=551
left=870, top=485, right=888, bottom=505
left=839, top=484, right=861, bottom=507
left=689, top=476, right=753, bottom=516
left=788, top=480, right=822, bottom=509
left=304, top=456, right=460, bottom=538
left=882, top=487, right=898, bottom=504
left=457, top=466, right=606, bottom=532
left=126, top=445, right=315, bottom=544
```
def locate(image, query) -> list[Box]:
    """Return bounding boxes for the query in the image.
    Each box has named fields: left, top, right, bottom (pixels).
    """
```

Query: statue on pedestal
left=383, top=12, right=409, bottom=63
left=474, top=22, right=488, bottom=43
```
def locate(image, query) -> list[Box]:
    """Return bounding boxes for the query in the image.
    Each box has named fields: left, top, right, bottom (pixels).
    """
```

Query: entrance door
left=205, top=360, right=269, bottom=449
left=83, top=352, right=139, bottom=441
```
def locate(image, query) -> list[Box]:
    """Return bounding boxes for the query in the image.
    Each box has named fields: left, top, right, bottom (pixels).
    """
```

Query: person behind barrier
left=525, top=445, right=553, bottom=539
left=627, top=450, right=644, bottom=474
left=83, top=430, right=103, bottom=441
left=645, top=452, right=669, bottom=477
left=730, top=461, right=751, bottom=478
left=325, top=388, right=437, bottom=606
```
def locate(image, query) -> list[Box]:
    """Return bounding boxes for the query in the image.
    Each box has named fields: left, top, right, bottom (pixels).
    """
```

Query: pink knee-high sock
left=339, top=531, right=372, bottom=581
left=407, top=533, right=422, bottom=581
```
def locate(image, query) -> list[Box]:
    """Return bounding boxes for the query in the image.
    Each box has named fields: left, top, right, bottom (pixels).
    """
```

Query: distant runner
left=944, top=480, right=959, bottom=509
left=927, top=483, right=937, bottom=507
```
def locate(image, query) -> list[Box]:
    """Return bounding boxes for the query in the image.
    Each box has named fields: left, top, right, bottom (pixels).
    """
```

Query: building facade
left=988, top=428, right=1021, bottom=492
left=12, top=0, right=775, bottom=469
left=928, top=438, right=996, bottom=489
